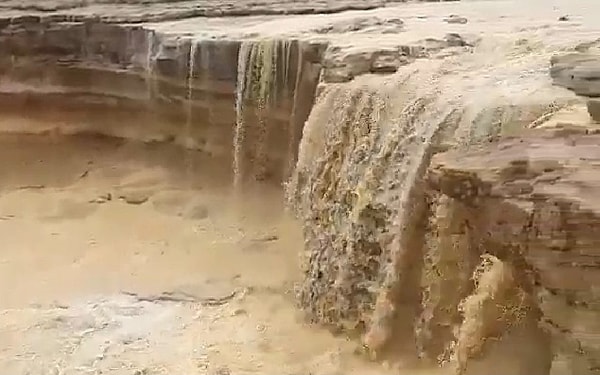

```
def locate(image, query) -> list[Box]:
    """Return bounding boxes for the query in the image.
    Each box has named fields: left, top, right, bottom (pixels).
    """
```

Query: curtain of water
left=233, top=39, right=295, bottom=187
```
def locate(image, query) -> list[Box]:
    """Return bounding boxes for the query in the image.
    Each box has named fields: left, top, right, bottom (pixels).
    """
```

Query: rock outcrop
left=0, top=0, right=473, bottom=183
left=0, top=7, right=327, bottom=183
left=550, top=38, right=600, bottom=123
left=550, top=51, right=600, bottom=98
left=427, top=131, right=600, bottom=374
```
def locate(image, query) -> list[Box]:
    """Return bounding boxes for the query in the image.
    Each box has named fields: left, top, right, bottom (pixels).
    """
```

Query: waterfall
left=186, top=39, right=197, bottom=143
left=233, top=41, right=251, bottom=190
left=199, top=40, right=212, bottom=124
left=184, top=39, right=197, bottom=185
left=233, top=39, right=294, bottom=187
left=285, top=41, right=302, bottom=181
left=283, top=40, right=293, bottom=96
left=286, top=35, right=569, bottom=363
left=145, top=30, right=155, bottom=101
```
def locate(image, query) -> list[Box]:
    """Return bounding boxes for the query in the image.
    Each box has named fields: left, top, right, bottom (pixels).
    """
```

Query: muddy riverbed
left=0, top=134, right=439, bottom=375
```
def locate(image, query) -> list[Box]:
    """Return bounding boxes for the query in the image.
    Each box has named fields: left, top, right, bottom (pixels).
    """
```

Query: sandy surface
left=0, top=134, right=439, bottom=375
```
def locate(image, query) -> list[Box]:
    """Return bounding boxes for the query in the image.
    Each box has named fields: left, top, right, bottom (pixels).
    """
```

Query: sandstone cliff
left=427, top=131, right=600, bottom=374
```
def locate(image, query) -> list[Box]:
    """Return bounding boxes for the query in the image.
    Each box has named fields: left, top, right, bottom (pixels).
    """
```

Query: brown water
left=0, top=133, right=445, bottom=375
left=0, top=133, right=291, bottom=306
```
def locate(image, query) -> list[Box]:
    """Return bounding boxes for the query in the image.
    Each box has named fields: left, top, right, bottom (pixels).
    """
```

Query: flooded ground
left=0, top=134, right=443, bottom=375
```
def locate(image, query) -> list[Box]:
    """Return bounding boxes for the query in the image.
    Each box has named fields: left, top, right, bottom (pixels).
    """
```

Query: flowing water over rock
left=0, top=0, right=599, bottom=374
left=234, top=39, right=300, bottom=188
left=286, top=28, right=597, bottom=372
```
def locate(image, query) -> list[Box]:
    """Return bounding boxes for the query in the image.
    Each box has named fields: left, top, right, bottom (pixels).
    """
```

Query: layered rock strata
left=427, top=132, right=600, bottom=374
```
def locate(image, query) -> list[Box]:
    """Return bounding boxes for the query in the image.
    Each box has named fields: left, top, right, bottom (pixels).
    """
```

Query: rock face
left=550, top=39, right=600, bottom=123
left=427, top=132, right=600, bottom=374
left=0, top=8, right=326, bottom=183
left=589, top=98, right=600, bottom=122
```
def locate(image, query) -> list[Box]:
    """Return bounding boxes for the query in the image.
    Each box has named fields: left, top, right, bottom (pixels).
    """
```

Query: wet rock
left=445, top=33, right=469, bottom=47
left=314, top=16, right=404, bottom=34
left=427, top=132, right=600, bottom=373
left=252, top=233, right=279, bottom=242
left=588, top=98, right=600, bottom=122
left=370, top=50, right=403, bottom=73
left=324, top=49, right=373, bottom=82
left=550, top=53, right=600, bottom=97
left=89, top=192, right=112, bottom=204
left=324, top=43, right=438, bottom=82
left=444, top=15, right=468, bottom=24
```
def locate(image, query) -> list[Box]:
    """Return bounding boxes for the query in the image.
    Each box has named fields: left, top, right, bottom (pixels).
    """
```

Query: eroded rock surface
left=550, top=48, right=600, bottom=98
left=589, top=98, right=600, bottom=122
left=0, top=0, right=473, bottom=184
left=428, top=131, right=600, bottom=374
left=550, top=38, right=600, bottom=123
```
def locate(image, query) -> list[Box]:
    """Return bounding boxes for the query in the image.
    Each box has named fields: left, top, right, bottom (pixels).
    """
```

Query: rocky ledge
left=427, top=129, right=600, bottom=374
left=285, top=1, right=600, bottom=374
left=0, top=0, right=472, bottom=183
left=550, top=38, right=600, bottom=123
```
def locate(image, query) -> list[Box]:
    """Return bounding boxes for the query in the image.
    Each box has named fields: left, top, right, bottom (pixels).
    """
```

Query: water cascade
left=181, top=39, right=198, bottom=186
left=287, top=63, right=459, bottom=355
left=199, top=40, right=212, bottom=124
left=233, top=41, right=251, bottom=191
left=145, top=30, right=156, bottom=101
left=233, top=39, right=297, bottom=188
left=286, top=46, right=562, bottom=366
left=285, top=42, right=303, bottom=181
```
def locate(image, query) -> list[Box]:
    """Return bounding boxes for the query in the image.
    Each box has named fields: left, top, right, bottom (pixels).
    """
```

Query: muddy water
left=0, top=134, right=442, bottom=375
left=0, top=133, right=293, bottom=305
